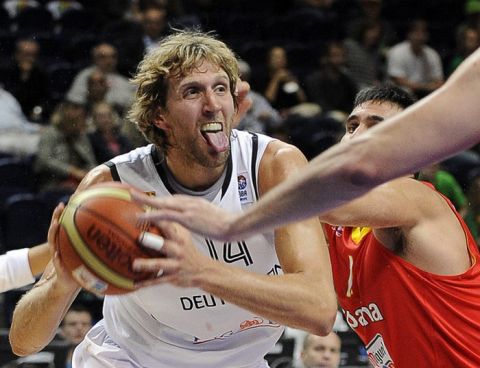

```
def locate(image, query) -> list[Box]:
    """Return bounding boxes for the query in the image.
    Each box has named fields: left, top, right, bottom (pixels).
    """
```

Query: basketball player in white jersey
left=9, top=31, right=337, bottom=368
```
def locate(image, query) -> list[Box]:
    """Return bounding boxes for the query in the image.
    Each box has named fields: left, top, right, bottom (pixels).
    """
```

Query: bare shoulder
left=75, top=164, right=114, bottom=193
left=390, top=178, right=454, bottom=218
left=261, top=140, right=308, bottom=171
left=258, top=140, right=308, bottom=194
left=388, top=178, right=471, bottom=274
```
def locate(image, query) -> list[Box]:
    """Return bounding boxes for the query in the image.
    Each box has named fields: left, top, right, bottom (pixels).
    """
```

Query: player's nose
left=203, top=90, right=221, bottom=114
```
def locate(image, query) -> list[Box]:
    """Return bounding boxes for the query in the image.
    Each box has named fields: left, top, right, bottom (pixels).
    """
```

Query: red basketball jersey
left=325, top=186, right=480, bottom=367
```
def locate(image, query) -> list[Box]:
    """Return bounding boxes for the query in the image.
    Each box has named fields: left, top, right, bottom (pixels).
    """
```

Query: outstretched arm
left=134, top=48, right=480, bottom=240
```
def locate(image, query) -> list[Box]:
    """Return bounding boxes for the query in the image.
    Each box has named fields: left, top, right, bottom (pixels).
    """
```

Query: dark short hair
left=60, top=303, right=92, bottom=326
left=353, top=84, right=417, bottom=110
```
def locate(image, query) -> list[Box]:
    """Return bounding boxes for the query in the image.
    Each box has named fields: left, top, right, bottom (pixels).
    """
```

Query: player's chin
left=205, top=151, right=229, bottom=167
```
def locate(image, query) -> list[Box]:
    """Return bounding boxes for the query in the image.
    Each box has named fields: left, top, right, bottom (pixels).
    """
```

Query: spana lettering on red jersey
left=343, top=303, right=384, bottom=329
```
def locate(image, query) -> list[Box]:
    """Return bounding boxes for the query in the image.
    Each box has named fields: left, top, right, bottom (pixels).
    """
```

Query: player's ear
left=153, top=107, right=170, bottom=130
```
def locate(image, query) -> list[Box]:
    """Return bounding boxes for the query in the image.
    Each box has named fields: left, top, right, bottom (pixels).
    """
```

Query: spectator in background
left=466, top=176, right=480, bottom=243
left=45, top=0, right=83, bottom=20
left=449, top=27, right=480, bottom=74
left=344, top=19, right=385, bottom=89
left=59, top=304, right=93, bottom=368
left=141, top=4, right=169, bottom=53
left=0, top=85, right=42, bottom=156
left=88, top=102, right=133, bottom=163
left=84, top=70, right=123, bottom=117
left=285, top=312, right=349, bottom=368
left=1, top=39, right=49, bottom=123
left=300, top=331, right=341, bottom=368
left=346, top=0, right=396, bottom=48
left=459, top=0, right=480, bottom=36
left=34, top=101, right=97, bottom=192
left=84, top=70, right=108, bottom=111
left=101, top=2, right=171, bottom=76
left=419, top=163, right=469, bottom=217
left=305, top=41, right=358, bottom=114
left=236, top=59, right=282, bottom=134
left=66, top=42, right=135, bottom=116
left=387, top=19, right=444, bottom=99
left=3, top=0, right=39, bottom=17
left=258, top=46, right=306, bottom=115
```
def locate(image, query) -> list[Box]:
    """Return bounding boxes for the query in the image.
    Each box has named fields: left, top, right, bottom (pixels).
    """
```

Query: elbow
left=9, top=319, right=45, bottom=357
left=301, top=297, right=338, bottom=337
left=10, top=335, right=41, bottom=357
left=309, top=305, right=338, bottom=337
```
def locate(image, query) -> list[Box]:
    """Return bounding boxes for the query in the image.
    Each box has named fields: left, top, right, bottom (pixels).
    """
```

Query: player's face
left=343, top=100, right=403, bottom=141
left=301, top=333, right=341, bottom=368
left=156, top=60, right=235, bottom=169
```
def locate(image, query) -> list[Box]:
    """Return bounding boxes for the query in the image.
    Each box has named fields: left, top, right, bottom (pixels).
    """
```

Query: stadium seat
left=47, top=62, right=79, bottom=103
left=0, top=157, right=36, bottom=191
left=1, top=193, right=50, bottom=251
left=13, top=7, right=54, bottom=37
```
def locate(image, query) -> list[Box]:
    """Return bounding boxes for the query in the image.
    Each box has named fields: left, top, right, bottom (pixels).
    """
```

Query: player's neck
left=164, top=155, right=227, bottom=191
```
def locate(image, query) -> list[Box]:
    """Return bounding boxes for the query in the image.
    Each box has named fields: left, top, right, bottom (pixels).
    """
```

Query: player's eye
left=214, top=84, right=227, bottom=95
left=346, top=122, right=359, bottom=134
left=184, top=88, right=200, bottom=98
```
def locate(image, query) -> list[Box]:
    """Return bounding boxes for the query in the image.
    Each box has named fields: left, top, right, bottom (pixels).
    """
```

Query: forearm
left=195, top=261, right=336, bottom=334
left=230, top=144, right=369, bottom=238
left=10, top=270, right=80, bottom=356
left=28, top=243, right=50, bottom=276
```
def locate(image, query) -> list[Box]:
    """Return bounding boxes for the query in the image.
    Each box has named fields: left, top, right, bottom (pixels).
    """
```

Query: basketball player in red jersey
left=134, top=85, right=480, bottom=367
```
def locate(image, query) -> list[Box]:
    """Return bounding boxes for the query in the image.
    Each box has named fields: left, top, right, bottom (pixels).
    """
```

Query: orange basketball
left=56, top=182, right=163, bottom=295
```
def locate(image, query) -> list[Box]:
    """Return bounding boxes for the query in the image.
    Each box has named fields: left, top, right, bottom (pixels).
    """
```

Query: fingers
left=138, top=210, right=189, bottom=227
left=48, top=203, right=65, bottom=253
left=139, top=231, right=164, bottom=251
left=236, top=80, right=250, bottom=99
left=154, top=221, right=190, bottom=244
left=134, top=274, right=177, bottom=288
left=133, top=257, right=178, bottom=274
left=234, top=81, right=253, bottom=124
left=131, top=192, right=192, bottom=225
left=140, top=234, right=182, bottom=259
left=131, top=191, right=188, bottom=211
left=133, top=257, right=182, bottom=289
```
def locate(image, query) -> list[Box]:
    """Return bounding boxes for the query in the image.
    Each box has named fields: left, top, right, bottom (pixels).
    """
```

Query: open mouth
left=200, top=122, right=223, bottom=134
left=200, top=122, right=229, bottom=153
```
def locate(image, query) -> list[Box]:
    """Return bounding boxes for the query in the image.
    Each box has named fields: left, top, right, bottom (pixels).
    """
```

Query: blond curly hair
left=128, top=30, right=239, bottom=151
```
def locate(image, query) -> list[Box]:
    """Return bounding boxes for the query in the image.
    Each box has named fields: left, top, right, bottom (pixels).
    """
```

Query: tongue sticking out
left=204, top=131, right=229, bottom=153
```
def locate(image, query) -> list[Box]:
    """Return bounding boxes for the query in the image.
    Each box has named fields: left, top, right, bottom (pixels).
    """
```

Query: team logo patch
left=237, top=174, right=252, bottom=204
left=366, top=334, right=395, bottom=368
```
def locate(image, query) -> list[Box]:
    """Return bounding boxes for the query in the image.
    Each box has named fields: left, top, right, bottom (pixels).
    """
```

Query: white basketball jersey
left=95, top=130, right=284, bottom=367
